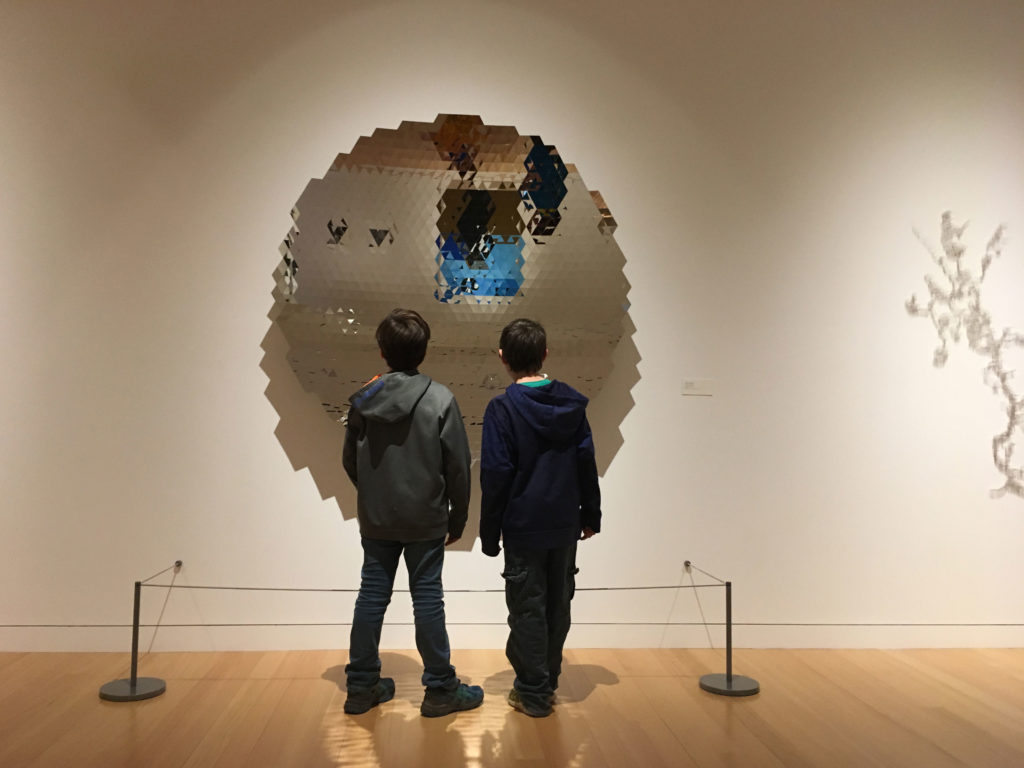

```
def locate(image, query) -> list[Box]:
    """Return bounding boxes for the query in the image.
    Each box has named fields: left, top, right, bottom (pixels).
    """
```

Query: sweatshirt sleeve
left=577, top=414, right=601, bottom=533
left=342, top=409, right=361, bottom=487
left=479, top=399, right=515, bottom=556
left=440, top=395, right=471, bottom=539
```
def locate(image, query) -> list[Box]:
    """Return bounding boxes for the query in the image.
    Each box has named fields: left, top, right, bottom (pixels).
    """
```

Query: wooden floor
left=1, top=648, right=1022, bottom=767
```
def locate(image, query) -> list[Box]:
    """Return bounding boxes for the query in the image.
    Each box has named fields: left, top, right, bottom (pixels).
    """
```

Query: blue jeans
left=346, top=537, right=457, bottom=692
left=502, top=543, right=577, bottom=710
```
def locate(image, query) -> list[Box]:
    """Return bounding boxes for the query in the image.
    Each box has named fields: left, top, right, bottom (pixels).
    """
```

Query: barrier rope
left=140, top=583, right=723, bottom=593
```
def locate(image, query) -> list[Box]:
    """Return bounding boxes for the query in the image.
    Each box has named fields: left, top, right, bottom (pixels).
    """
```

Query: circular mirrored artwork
left=262, top=115, right=636, bottom=518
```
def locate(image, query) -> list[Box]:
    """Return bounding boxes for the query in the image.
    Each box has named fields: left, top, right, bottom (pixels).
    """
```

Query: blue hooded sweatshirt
left=479, top=380, right=601, bottom=556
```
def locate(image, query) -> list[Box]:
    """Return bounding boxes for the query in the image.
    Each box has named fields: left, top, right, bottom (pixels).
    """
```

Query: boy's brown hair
left=499, top=318, right=546, bottom=375
left=376, top=309, right=430, bottom=371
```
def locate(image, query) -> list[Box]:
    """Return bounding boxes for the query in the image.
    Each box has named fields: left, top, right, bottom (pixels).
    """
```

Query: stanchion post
left=130, top=581, right=141, bottom=687
left=725, top=580, right=733, bottom=683
left=99, top=580, right=167, bottom=702
left=699, top=579, right=760, bottom=697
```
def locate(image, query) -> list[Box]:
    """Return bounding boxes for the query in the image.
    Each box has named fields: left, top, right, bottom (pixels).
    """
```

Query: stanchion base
left=699, top=673, right=760, bottom=697
left=99, top=677, right=166, bottom=702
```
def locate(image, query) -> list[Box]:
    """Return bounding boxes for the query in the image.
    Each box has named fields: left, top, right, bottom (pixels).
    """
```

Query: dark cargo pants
left=502, top=542, right=578, bottom=710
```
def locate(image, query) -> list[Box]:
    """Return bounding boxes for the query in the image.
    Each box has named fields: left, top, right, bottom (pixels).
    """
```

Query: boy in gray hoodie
left=341, top=308, right=483, bottom=717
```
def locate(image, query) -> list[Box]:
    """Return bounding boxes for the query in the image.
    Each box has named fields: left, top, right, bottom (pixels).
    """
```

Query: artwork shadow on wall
left=261, top=115, right=640, bottom=549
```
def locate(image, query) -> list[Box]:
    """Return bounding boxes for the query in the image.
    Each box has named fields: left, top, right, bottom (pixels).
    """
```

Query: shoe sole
left=510, top=703, right=553, bottom=717
left=508, top=693, right=552, bottom=718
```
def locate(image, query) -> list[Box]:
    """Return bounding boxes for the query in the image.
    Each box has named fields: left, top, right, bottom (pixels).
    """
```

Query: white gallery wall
left=2, top=0, right=1023, bottom=651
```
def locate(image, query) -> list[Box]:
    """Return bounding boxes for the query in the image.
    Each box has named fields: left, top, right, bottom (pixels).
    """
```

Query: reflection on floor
left=1, top=648, right=1023, bottom=767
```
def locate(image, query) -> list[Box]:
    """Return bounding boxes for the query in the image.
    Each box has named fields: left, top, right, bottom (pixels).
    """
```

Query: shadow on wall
left=589, top=313, right=640, bottom=477
left=260, top=321, right=358, bottom=520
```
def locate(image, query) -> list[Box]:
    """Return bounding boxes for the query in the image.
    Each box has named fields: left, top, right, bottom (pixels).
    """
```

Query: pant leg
left=544, top=543, right=577, bottom=691
left=403, top=537, right=457, bottom=690
left=346, top=537, right=402, bottom=691
left=503, top=547, right=552, bottom=707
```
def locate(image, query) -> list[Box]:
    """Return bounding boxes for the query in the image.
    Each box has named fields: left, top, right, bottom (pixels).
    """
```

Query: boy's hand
left=580, top=527, right=596, bottom=540
left=445, top=534, right=461, bottom=546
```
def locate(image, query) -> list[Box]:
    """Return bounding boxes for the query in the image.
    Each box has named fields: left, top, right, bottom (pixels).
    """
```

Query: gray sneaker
left=420, top=682, right=484, bottom=717
left=508, top=688, right=553, bottom=718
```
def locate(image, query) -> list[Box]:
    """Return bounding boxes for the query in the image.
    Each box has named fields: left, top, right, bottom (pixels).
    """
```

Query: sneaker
left=420, top=682, right=484, bottom=717
left=508, top=688, right=553, bottom=718
left=344, top=677, right=395, bottom=714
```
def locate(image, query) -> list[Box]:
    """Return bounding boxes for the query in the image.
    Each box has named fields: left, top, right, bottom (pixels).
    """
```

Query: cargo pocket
left=501, top=565, right=529, bottom=619
left=500, top=567, right=528, bottom=583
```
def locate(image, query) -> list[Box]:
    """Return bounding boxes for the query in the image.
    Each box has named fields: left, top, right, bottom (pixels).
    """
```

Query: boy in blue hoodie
left=342, top=308, right=483, bottom=717
left=480, top=318, right=602, bottom=717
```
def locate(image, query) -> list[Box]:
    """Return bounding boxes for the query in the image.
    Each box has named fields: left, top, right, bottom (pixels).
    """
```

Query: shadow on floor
left=483, top=662, right=619, bottom=703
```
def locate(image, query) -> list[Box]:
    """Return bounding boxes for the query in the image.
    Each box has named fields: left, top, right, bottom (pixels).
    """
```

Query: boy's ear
left=498, top=349, right=515, bottom=376
left=543, top=349, right=548, bottom=363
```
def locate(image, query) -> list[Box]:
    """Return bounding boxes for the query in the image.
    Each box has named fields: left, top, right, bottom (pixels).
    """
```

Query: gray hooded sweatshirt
left=342, top=370, right=471, bottom=541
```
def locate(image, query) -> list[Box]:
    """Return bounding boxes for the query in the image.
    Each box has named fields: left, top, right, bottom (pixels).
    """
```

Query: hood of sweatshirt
left=505, top=380, right=589, bottom=443
left=350, top=370, right=432, bottom=424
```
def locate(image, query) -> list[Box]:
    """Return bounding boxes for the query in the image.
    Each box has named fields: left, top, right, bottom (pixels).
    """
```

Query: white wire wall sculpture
left=906, top=212, right=1023, bottom=499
